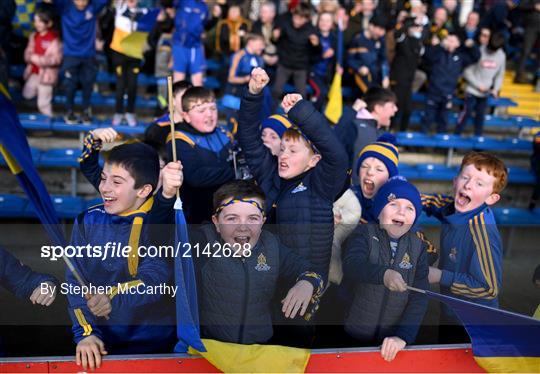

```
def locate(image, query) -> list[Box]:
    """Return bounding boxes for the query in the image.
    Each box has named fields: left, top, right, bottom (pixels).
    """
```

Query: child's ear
left=211, top=214, right=221, bottom=233
left=137, top=184, right=153, bottom=199
left=485, top=193, right=500, bottom=206
left=181, top=111, right=191, bottom=123
left=308, top=153, right=322, bottom=168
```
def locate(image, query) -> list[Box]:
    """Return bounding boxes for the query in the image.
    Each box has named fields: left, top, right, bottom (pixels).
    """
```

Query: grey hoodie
left=463, top=45, right=506, bottom=98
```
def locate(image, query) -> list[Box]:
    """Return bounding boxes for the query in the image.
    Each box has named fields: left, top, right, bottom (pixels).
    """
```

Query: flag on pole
left=425, top=289, right=540, bottom=373
left=324, top=19, right=344, bottom=124
left=0, top=85, right=65, bottom=246
left=173, top=198, right=206, bottom=353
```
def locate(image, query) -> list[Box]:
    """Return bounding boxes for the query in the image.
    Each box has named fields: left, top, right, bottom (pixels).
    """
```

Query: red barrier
left=0, top=345, right=484, bottom=373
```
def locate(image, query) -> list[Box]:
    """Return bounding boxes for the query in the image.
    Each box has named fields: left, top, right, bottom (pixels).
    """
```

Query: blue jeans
left=62, top=56, right=97, bottom=112
left=454, top=94, right=488, bottom=136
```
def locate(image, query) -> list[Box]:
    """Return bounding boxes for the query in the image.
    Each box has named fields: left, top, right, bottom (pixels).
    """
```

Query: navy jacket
left=347, top=32, right=389, bottom=84
left=66, top=199, right=175, bottom=353
left=237, top=91, right=349, bottom=281
left=424, top=44, right=480, bottom=97
left=1, top=247, right=57, bottom=300
left=167, top=121, right=235, bottom=223
left=422, top=194, right=503, bottom=318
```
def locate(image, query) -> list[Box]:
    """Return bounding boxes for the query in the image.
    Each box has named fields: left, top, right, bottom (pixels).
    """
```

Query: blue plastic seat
left=19, top=113, right=53, bottom=131
left=416, top=163, right=457, bottom=181
left=30, top=195, right=85, bottom=219
left=0, top=194, right=29, bottom=218
left=220, top=94, right=241, bottom=110
left=492, top=207, right=540, bottom=226
left=506, top=166, right=536, bottom=184
left=417, top=214, right=440, bottom=226
left=433, top=133, right=474, bottom=149
left=40, top=148, right=80, bottom=168
left=398, top=163, right=419, bottom=179
left=395, top=132, right=438, bottom=147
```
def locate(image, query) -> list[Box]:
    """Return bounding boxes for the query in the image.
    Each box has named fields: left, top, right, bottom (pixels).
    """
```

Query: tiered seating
left=395, top=132, right=532, bottom=152
left=417, top=207, right=540, bottom=227
left=409, top=111, right=538, bottom=129
left=401, top=163, right=535, bottom=184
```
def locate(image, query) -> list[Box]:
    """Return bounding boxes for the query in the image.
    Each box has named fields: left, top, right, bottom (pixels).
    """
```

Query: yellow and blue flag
left=0, top=86, right=65, bottom=246
left=173, top=197, right=206, bottom=353
left=324, top=19, right=343, bottom=124
left=425, top=290, right=540, bottom=373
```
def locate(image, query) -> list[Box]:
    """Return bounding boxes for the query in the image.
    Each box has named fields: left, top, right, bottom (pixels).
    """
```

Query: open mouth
left=102, top=196, right=116, bottom=206
left=391, top=219, right=405, bottom=227
left=279, top=162, right=288, bottom=171
left=363, top=179, right=375, bottom=195
left=456, top=192, right=471, bottom=207
left=234, top=235, right=251, bottom=245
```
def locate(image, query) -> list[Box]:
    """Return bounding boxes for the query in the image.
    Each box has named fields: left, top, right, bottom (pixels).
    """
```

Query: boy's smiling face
left=359, top=157, right=389, bottom=199
left=378, top=198, right=416, bottom=239
left=212, top=198, right=265, bottom=249
left=278, top=137, right=321, bottom=180
left=99, top=163, right=152, bottom=215
left=182, top=100, right=218, bottom=133
left=453, top=164, right=500, bottom=213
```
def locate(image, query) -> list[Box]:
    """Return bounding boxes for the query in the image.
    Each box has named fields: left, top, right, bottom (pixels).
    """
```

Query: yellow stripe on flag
left=474, top=356, right=540, bottom=373
left=324, top=73, right=342, bottom=124
left=189, top=339, right=310, bottom=373
left=0, top=144, right=22, bottom=174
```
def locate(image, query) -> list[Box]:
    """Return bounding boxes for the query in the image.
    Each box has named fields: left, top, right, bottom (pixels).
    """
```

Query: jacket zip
left=238, top=257, right=250, bottom=343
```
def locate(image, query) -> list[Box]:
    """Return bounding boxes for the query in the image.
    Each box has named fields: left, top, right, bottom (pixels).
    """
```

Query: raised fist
left=248, top=67, right=270, bottom=95
left=281, top=94, right=303, bottom=114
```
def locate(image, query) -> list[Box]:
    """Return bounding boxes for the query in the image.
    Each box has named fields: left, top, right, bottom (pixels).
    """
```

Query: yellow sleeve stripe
left=127, top=216, right=144, bottom=278
left=166, top=131, right=196, bottom=147
left=450, top=286, right=496, bottom=299
left=74, top=308, right=93, bottom=337
left=228, top=50, right=245, bottom=81
left=454, top=213, right=497, bottom=298
left=108, top=279, right=144, bottom=299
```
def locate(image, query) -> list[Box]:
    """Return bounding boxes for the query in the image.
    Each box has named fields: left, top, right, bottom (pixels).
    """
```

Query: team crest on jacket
left=255, top=253, right=271, bottom=271
left=399, top=253, right=413, bottom=269
left=291, top=182, right=307, bottom=194
left=449, top=247, right=458, bottom=262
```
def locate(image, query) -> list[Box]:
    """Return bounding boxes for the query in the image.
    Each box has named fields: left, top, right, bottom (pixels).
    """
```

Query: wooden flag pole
left=167, top=76, right=181, bottom=201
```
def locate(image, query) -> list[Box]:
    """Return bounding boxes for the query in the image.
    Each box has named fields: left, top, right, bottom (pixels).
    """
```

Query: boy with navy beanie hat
left=261, top=114, right=293, bottom=156
left=342, top=175, right=428, bottom=362
left=352, top=133, right=399, bottom=223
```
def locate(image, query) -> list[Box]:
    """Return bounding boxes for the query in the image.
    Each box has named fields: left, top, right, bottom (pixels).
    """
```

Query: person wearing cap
left=260, top=114, right=293, bottom=156
left=352, top=134, right=399, bottom=223
left=347, top=14, right=390, bottom=93
left=342, top=175, right=429, bottom=362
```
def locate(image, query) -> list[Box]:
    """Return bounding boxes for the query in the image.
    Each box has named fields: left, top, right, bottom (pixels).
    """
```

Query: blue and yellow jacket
left=166, top=121, right=235, bottom=223
left=66, top=199, right=175, bottom=353
left=226, top=48, right=264, bottom=96
left=1, top=247, right=57, bottom=300
left=422, top=194, right=502, bottom=316
left=347, top=32, right=389, bottom=86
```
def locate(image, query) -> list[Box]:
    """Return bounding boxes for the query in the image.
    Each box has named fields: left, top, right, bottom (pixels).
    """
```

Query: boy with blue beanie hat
left=352, top=133, right=399, bottom=223
left=343, top=175, right=428, bottom=362
left=261, top=114, right=293, bottom=156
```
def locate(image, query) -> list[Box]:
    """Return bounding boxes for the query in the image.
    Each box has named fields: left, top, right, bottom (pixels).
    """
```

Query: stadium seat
left=398, top=163, right=419, bottom=179
left=53, top=92, right=158, bottom=109
left=27, top=195, right=85, bottom=219
left=416, top=163, right=458, bottom=181
left=492, top=207, right=540, bottom=226
left=19, top=113, right=53, bottom=131
left=220, top=94, right=241, bottom=110
left=0, top=194, right=29, bottom=218
left=40, top=148, right=80, bottom=168
left=433, top=134, right=475, bottom=149
left=395, top=132, right=438, bottom=147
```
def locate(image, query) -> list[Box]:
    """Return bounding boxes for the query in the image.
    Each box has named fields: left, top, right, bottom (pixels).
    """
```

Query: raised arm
left=284, top=95, right=348, bottom=200
left=237, top=68, right=277, bottom=188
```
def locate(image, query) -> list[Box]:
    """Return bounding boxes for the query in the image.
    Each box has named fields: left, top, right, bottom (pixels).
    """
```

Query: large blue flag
left=425, top=289, right=540, bottom=372
left=0, top=85, right=65, bottom=246
left=173, top=197, right=206, bottom=353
